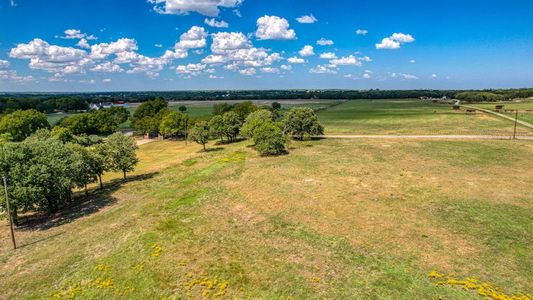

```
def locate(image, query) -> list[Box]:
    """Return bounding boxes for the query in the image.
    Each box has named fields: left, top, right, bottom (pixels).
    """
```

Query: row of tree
left=0, top=96, right=89, bottom=114
left=188, top=105, right=324, bottom=155
left=455, top=92, right=505, bottom=102
left=0, top=131, right=138, bottom=225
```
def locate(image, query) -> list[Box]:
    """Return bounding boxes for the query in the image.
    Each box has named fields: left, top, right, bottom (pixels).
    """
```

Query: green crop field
left=316, top=99, right=533, bottom=136
left=1, top=137, right=532, bottom=299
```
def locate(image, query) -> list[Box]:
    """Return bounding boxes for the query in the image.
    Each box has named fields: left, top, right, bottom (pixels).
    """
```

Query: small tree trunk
left=99, top=175, right=103, bottom=189
left=203, top=143, right=206, bottom=151
left=123, top=170, right=127, bottom=180
left=85, top=184, right=88, bottom=198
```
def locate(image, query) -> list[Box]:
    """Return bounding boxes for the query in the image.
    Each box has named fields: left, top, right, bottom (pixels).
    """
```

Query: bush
left=253, top=122, right=287, bottom=156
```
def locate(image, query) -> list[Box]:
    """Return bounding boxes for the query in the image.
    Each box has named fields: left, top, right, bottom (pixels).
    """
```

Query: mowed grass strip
left=317, top=99, right=533, bottom=135
left=0, top=139, right=532, bottom=299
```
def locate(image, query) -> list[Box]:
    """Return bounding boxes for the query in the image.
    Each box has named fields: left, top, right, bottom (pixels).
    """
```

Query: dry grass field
left=1, top=136, right=532, bottom=299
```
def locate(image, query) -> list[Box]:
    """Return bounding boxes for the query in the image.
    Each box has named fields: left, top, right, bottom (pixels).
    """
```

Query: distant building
left=89, top=101, right=129, bottom=110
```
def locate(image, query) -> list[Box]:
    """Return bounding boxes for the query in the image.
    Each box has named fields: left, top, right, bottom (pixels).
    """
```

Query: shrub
left=253, top=122, right=287, bottom=156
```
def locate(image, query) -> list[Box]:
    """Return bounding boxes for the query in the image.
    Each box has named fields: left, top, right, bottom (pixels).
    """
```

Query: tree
left=90, top=109, right=120, bottom=135
left=241, top=109, right=274, bottom=139
left=222, top=111, right=242, bottom=142
left=68, top=144, right=100, bottom=197
left=189, top=121, right=210, bottom=151
left=0, top=109, right=50, bottom=141
left=253, top=122, right=287, bottom=156
left=213, top=102, right=232, bottom=116
left=102, top=133, right=139, bottom=179
left=107, top=106, right=130, bottom=125
left=271, top=102, right=281, bottom=110
left=131, top=98, right=169, bottom=136
left=56, top=113, right=94, bottom=135
left=159, top=111, right=189, bottom=138
left=178, top=105, right=187, bottom=113
left=208, top=115, right=225, bottom=143
left=282, top=107, right=324, bottom=140
left=232, top=101, right=258, bottom=121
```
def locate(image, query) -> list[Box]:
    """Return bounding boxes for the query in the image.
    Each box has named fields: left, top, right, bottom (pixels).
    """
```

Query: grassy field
left=1, top=138, right=532, bottom=299
left=317, top=99, right=533, bottom=136
left=470, top=101, right=533, bottom=124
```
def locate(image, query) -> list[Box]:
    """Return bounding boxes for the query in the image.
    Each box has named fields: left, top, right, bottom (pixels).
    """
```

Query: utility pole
left=513, top=109, right=518, bottom=140
left=2, top=176, right=16, bottom=249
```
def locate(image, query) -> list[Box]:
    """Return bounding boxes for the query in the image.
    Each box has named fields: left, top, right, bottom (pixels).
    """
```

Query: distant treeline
left=2, top=88, right=533, bottom=113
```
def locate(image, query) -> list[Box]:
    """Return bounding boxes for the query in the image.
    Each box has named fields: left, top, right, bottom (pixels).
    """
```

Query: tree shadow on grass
left=16, top=172, right=158, bottom=232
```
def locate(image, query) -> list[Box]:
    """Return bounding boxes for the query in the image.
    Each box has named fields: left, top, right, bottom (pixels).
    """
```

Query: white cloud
left=330, top=55, right=361, bottom=66
left=296, top=15, right=317, bottom=24
left=376, top=37, right=400, bottom=50
left=280, top=64, right=292, bottom=71
left=103, top=78, right=112, bottom=83
left=356, top=29, right=368, bottom=36
left=363, top=72, right=371, bottom=79
left=175, top=26, right=207, bottom=49
left=211, top=32, right=251, bottom=52
left=90, top=38, right=138, bottom=59
left=316, top=38, right=334, bottom=46
left=0, top=60, right=10, bottom=69
left=204, top=18, right=229, bottom=28
left=239, top=68, right=256, bottom=76
left=91, top=62, right=124, bottom=73
left=60, top=29, right=97, bottom=40
left=298, top=45, right=314, bottom=57
left=431, top=74, right=438, bottom=79
left=176, top=63, right=206, bottom=75
left=376, top=32, right=415, bottom=50
left=10, top=0, right=16, bottom=7
left=0, top=70, right=34, bottom=83
left=261, top=67, right=279, bottom=73
left=392, top=72, right=418, bottom=80
left=209, top=74, right=223, bottom=79
left=256, top=15, right=296, bottom=40
left=76, top=39, right=91, bottom=49
left=359, top=56, right=372, bottom=62
left=309, top=64, right=337, bottom=74
left=287, top=56, right=305, bottom=64
left=319, top=52, right=336, bottom=59
left=148, top=0, right=243, bottom=17
left=409, top=59, right=416, bottom=64
left=10, top=38, right=90, bottom=75
left=154, top=43, right=163, bottom=48
left=391, top=33, right=415, bottom=43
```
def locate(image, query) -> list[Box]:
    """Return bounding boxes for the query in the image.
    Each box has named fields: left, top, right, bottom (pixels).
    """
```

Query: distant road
left=320, top=135, right=533, bottom=140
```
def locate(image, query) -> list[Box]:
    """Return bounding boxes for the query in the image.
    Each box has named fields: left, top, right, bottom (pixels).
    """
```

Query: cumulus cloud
left=0, top=70, right=34, bottom=83
left=356, top=29, right=368, bottom=36
left=309, top=64, right=337, bottom=74
left=204, top=18, right=229, bottom=28
left=296, top=15, right=317, bottom=24
left=390, top=72, right=418, bottom=80
left=10, top=38, right=90, bottom=75
left=280, top=64, right=292, bottom=71
left=76, top=39, right=91, bottom=49
left=316, top=38, right=334, bottom=46
left=431, top=73, right=438, bottom=79
left=90, top=62, right=124, bottom=73
left=148, top=0, right=243, bottom=17
left=103, top=78, right=112, bottom=83
left=256, top=15, right=296, bottom=40
left=319, top=52, right=336, bottom=59
left=90, top=38, right=138, bottom=60
left=176, top=63, right=206, bottom=75
left=175, top=26, right=207, bottom=49
left=287, top=56, right=305, bottom=64
left=239, top=68, right=256, bottom=76
left=0, top=60, right=10, bottom=69
left=409, top=59, right=416, bottom=64
left=261, top=67, right=279, bottom=73
left=60, top=29, right=97, bottom=40
left=298, top=45, right=314, bottom=57
left=330, top=55, right=361, bottom=66
left=211, top=32, right=251, bottom=52
left=376, top=33, right=415, bottom=50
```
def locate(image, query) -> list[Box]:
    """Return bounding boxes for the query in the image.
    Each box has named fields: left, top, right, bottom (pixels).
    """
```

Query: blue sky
left=1, top=0, right=533, bottom=92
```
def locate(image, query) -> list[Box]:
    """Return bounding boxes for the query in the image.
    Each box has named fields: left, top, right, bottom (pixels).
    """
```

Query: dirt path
left=321, top=135, right=533, bottom=140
